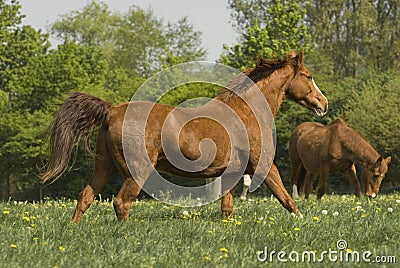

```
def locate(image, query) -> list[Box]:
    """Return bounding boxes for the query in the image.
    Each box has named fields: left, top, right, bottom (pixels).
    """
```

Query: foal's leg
left=113, top=177, right=142, bottom=220
left=316, top=169, right=329, bottom=199
left=343, top=165, right=361, bottom=197
left=72, top=133, right=117, bottom=223
left=264, top=164, right=301, bottom=217
left=290, top=160, right=302, bottom=199
left=304, top=172, right=318, bottom=199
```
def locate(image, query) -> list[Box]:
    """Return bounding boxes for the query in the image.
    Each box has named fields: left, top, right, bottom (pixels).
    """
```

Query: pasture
left=0, top=194, right=398, bottom=267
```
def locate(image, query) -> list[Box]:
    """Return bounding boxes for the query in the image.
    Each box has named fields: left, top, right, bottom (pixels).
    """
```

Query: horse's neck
left=342, top=130, right=379, bottom=168
left=217, top=72, right=289, bottom=116
left=254, top=72, right=289, bottom=116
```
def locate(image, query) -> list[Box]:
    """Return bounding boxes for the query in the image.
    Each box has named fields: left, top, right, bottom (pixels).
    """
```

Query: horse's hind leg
left=239, top=175, right=251, bottom=201
left=304, top=172, right=318, bottom=199
left=221, top=187, right=236, bottom=219
left=316, top=168, right=329, bottom=199
left=113, top=177, right=142, bottom=220
left=72, top=130, right=117, bottom=223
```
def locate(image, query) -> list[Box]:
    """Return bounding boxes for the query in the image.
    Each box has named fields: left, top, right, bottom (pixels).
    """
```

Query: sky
left=18, top=0, right=239, bottom=61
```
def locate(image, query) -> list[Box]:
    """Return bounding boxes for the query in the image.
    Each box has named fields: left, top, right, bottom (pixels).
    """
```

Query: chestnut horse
left=41, top=50, right=328, bottom=223
left=290, top=119, right=391, bottom=199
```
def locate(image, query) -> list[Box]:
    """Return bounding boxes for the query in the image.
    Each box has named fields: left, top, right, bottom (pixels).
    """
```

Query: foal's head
left=285, top=50, right=328, bottom=116
left=361, top=156, right=391, bottom=198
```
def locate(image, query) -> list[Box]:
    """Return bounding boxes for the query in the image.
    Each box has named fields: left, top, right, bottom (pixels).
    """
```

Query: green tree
left=50, top=1, right=207, bottom=78
left=344, top=70, right=400, bottom=189
left=306, top=0, right=400, bottom=77
left=0, top=0, right=49, bottom=109
left=221, top=0, right=310, bottom=69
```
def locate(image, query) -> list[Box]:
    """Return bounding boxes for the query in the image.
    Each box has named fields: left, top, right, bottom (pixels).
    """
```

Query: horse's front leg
left=264, top=164, right=302, bottom=217
left=343, top=165, right=361, bottom=197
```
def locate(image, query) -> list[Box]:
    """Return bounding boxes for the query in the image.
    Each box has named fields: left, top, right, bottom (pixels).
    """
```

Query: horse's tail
left=41, top=92, right=112, bottom=183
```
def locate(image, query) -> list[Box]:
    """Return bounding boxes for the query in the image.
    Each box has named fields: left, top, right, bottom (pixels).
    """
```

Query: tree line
left=0, top=0, right=399, bottom=200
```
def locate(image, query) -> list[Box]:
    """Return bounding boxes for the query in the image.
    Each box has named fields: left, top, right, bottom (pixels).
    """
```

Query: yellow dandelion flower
left=3, top=210, right=10, bottom=215
left=10, top=244, right=17, bottom=249
left=360, top=214, right=367, bottom=218
left=222, top=219, right=228, bottom=223
left=313, top=216, right=320, bottom=221
left=33, top=237, right=38, bottom=241
left=269, top=217, right=275, bottom=221
left=30, top=224, right=36, bottom=228
left=22, top=216, right=30, bottom=222
left=59, top=246, right=65, bottom=252
left=223, top=253, right=229, bottom=258
left=220, top=247, right=229, bottom=253
left=346, top=248, right=352, bottom=253
left=376, top=208, right=381, bottom=212
left=204, top=256, right=211, bottom=261
left=235, top=221, right=242, bottom=225
left=294, top=227, right=301, bottom=231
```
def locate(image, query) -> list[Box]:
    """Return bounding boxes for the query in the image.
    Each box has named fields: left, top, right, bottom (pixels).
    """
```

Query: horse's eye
left=306, top=75, right=312, bottom=80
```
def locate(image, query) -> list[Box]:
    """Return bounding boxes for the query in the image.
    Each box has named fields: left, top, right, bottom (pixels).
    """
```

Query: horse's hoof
left=291, top=211, right=303, bottom=219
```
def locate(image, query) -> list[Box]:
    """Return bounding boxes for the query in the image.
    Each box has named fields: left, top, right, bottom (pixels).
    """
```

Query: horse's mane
left=331, top=118, right=370, bottom=144
left=219, top=53, right=299, bottom=99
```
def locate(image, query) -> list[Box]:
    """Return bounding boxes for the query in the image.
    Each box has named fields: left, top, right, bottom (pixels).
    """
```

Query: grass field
left=0, top=193, right=399, bottom=267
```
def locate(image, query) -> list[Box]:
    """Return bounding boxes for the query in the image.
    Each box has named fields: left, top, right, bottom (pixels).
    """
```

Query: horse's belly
left=326, top=159, right=353, bottom=172
left=155, top=157, right=225, bottom=178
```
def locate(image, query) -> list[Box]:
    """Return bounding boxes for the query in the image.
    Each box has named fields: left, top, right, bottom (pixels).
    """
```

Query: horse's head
left=285, top=50, right=328, bottom=116
left=362, top=156, right=391, bottom=198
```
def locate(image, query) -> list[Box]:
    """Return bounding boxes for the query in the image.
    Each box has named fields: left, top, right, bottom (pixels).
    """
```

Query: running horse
left=41, top=50, right=328, bottom=222
left=290, top=119, right=391, bottom=199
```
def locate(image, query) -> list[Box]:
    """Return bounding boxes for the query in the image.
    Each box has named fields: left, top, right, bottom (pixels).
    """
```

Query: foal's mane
left=331, top=118, right=370, bottom=144
left=220, top=53, right=300, bottom=99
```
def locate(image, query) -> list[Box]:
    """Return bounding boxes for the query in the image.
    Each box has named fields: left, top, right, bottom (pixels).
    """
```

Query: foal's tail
left=41, top=92, right=112, bottom=183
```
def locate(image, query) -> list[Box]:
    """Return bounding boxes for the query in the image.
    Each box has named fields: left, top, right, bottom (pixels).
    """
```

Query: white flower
left=321, top=210, right=328, bottom=215
left=356, top=206, right=364, bottom=211
left=182, top=210, right=189, bottom=216
left=333, top=211, right=339, bottom=217
left=396, top=200, right=400, bottom=204
left=387, top=208, right=393, bottom=213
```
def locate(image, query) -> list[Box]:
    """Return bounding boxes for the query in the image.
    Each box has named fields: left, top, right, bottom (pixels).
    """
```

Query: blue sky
left=18, top=0, right=239, bottom=61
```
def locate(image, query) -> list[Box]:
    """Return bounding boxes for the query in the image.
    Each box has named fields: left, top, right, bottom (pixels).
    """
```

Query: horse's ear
left=288, top=49, right=297, bottom=58
left=296, top=48, right=305, bottom=64
left=257, top=54, right=265, bottom=66
left=384, top=156, right=392, bottom=165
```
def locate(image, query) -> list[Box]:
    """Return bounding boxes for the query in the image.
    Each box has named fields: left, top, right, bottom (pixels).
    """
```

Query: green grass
left=0, top=194, right=399, bottom=267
